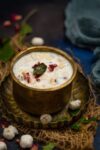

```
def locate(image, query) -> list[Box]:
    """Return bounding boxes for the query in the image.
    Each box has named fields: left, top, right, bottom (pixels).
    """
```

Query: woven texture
left=0, top=69, right=90, bottom=129
left=0, top=57, right=100, bottom=149
left=13, top=99, right=100, bottom=150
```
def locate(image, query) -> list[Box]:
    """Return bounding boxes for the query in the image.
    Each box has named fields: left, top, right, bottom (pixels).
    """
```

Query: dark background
left=0, top=0, right=100, bottom=150
left=0, top=0, right=69, bottom=40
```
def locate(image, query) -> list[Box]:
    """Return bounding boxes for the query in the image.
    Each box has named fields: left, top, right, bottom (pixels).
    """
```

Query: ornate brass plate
left=0, top=67, right=90, bottom=129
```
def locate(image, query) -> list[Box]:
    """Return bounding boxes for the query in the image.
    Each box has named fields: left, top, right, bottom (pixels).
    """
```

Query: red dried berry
left=48, top=64, right=57, bottom=72
left=3, top=20, right=11, bottom=27
left=11, top=14, right=22, bottom=22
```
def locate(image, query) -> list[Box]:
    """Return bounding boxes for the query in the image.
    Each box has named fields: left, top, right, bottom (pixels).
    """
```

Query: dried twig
left=22, top=9, right=37, bottom=24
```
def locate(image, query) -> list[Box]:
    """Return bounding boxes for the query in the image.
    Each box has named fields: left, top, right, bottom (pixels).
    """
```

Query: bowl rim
left=10, top=46, right=77, bottom=91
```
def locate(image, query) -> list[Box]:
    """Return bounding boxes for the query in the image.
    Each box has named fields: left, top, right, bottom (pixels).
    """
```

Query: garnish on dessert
left=48, top=64, right=57, bottom=72
left=32, top=62, right=47, bottom=78
left=22, top=72, right=31, bottom=83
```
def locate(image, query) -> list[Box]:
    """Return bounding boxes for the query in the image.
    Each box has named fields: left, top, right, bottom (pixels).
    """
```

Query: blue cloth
left=51, top=39, right=100, bottom=150
left=91, top=47, right=100, bottom=86
left=65, top=0, right=100, bottom=47
left=51, top=40, right=93, bottom=74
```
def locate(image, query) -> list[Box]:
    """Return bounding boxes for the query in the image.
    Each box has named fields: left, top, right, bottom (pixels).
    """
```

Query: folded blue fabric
left=65, top=0, right=100, bottom=47
left=91, top=47, right=100, bottom=86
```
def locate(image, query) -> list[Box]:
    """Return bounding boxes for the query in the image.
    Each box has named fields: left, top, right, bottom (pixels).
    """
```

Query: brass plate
left=0, top=68, right=90, bottom=129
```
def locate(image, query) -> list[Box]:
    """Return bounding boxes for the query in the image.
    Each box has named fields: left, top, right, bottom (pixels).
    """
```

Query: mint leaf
left=33, top=63, right=47, bottom=77
left=20, top=23, right=32, bottom=36
left=0, top=39, right=15, bottom=62
left=18, top=23, right=32, bottom=46
left=43, top=143, right=55, bottom=150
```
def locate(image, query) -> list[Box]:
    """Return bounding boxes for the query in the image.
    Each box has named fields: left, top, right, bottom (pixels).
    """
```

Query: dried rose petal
left=22, top=72, right=31, bottom=83
left=11, top=14, right=22, bottom=22
left=3, top=20, right=11, bottom=27
left=14, top=23, right=21, bottom=32
left=48, top=64, right=57, bottom=72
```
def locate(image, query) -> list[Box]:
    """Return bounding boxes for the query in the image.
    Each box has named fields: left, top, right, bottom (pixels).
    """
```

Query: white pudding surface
left=13, top=51, right=73, bottom=89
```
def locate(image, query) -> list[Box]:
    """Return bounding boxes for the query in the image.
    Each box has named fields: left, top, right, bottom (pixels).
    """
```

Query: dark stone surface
left=0, top=0, right=99, bottom=150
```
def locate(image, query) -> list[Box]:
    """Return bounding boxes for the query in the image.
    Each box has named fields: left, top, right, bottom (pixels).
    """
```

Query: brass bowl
left=10, top=46, right=77, bottom=115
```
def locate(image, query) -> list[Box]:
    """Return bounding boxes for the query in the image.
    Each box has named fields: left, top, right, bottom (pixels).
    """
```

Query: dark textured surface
left=0, top=0, right=68, bottom=40
left=0, top=0, right=99, bottom=150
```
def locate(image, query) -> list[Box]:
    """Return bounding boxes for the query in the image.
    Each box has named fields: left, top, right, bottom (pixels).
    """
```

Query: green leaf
left=71, top=123, right=81, bottom=131
left=18, top=23, right=32, bottom=46
left=33, top=63, right=47, bottom=77
left=69, top=109, right=80, bottom=117
left=43, top=143, right=55, bottom=150
left=0, top=39, right=15, bottom=62
left=80, top=117, right=97, bottom=124
left=20, top=23, right=32, bottom=36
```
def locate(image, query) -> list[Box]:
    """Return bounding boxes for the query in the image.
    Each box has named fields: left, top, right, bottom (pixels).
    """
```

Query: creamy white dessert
left=13, top=51, right=73, bottom=89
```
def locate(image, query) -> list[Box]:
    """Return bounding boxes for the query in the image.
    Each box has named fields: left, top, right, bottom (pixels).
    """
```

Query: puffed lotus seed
left=8, top=125, right=18, bottom=135
left=3, top=128, right=15, bottom=140
left=69, top=99, right=81, bottom=110
left=0, top=141, right=7, bottom=150
left=31, top=37, right=44, bottom=46
left=20, top=134, right=33, bottom=149
left=40, top=114, right=52, bottom=125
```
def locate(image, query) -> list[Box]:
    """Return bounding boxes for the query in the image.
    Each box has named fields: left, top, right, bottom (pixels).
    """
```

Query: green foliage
left=79, top=117, right=97, bottom=124
left=71, top=123, right=81, bottom=131
left=0, top=39, right=15, bottom=62
left=33, top=63, right=47, bottom=77
left=43, top=143, right=55, bottom=150
left=18, top=23, right=32, bottom=46
left=69, top=109, right=80, bottom=117
left=20, top=23, right=32, bottom=36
